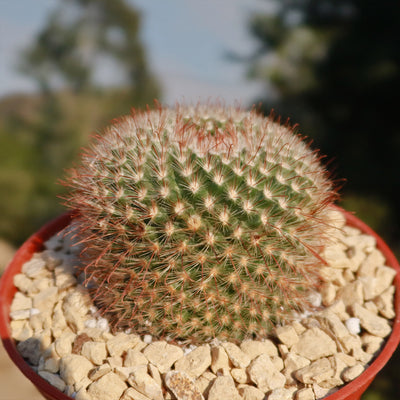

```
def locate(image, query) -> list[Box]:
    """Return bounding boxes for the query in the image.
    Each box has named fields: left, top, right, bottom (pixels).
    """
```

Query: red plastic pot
left=0, top=209, right=399, bottom=400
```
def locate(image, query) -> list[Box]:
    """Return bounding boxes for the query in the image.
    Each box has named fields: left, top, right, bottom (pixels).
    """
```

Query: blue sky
left=0, top=0, right=273, bottom=106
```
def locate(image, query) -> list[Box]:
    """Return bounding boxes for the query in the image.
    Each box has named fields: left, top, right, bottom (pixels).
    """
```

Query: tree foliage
left=1, top=0, right=160, bottom=245
left=248, top=2, right=400, bottom=399
left=249, top=0, right=400, bottom=247
left=19, top=0, right=159, bottom=100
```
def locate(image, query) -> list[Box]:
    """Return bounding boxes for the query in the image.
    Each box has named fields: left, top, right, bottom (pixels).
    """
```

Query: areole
left=0, top=208, right=399, bottom=400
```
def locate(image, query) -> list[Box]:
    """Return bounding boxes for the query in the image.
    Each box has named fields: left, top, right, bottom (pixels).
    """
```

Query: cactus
left=63, top=103, right=338, bottom=343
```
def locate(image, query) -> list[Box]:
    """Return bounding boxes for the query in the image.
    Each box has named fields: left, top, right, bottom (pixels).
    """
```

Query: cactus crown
left=64, top=103, right=337, bottom=343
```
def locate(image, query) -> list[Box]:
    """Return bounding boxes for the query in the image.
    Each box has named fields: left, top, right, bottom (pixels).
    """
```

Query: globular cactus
left=63, top=103, right=338, bottom=343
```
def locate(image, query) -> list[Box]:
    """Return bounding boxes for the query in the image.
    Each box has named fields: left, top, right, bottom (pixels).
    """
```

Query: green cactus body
left=64, top=103, right=337, bottom=342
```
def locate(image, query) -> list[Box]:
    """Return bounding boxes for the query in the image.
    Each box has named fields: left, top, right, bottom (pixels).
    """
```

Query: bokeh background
left=1, top=1, right=399, bottom=399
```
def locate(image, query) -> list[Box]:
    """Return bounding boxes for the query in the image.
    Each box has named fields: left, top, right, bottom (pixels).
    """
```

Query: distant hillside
left=0, top=89, right=143, bottom=134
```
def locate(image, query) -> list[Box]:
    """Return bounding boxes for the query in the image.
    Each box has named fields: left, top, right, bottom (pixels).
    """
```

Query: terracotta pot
left=0, top=209, right=399, bottom=400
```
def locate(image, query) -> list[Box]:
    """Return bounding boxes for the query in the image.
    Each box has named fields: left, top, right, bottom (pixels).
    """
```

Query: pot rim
left=0, top=207, right=399, bottom=400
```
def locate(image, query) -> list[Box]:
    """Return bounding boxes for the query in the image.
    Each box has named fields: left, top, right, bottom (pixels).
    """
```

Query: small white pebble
left=30, top=308, right=40, bottom=316
left=309, top=292, right=322, bottom=307
left=346, top=318, right=361, bottom=335
left=183, top=344, right=197, bottom=355
left=210, top=338, right=222, bottom=347
left=84, top=319, right=97, bottom=329
left=10, top=310, right=30, bottom=320
left=143, top=334, right=152, bottom=344
left=97, top=318, right=109, bottom=332
left=89, top=306, right=98, bottom=314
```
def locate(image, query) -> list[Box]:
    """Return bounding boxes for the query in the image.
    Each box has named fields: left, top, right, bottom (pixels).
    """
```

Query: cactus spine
left=64, top=103, right=337, bottom=343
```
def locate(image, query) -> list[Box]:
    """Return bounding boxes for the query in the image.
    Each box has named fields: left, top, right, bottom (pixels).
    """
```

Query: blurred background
left=0, top=0, right=399, bottom=399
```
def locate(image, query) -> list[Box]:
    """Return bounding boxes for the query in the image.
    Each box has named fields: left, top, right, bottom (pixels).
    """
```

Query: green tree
left=19, top=0, right=160, bottom=101
left=248, top=0, right=400, bottom=249
left=1, top=0, right=160, bottom=244
left=248, top=1, right=400, bottom=399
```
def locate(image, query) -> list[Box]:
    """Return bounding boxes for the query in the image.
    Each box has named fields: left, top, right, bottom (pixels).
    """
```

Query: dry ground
left=0, top=344, right=43, bottom=400
left=1, top=242, right=44, bottom=399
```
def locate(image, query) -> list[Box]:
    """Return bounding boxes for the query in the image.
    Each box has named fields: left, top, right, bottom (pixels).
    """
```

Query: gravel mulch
left=8, top=209, right=396, bottom=400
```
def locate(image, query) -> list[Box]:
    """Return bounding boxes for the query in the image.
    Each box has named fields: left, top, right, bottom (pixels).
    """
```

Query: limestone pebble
left=87, top=372, right=127, bottom=400
left=59, top=354, right=93, bottom=386
left=174, top=345, right=212, bottom=379
left=247, top=354, right=286, bottom=392
left=38, top=370, right=66, bottom=392
left=127, top=367, right=163, bottom=400
left=143, top=341, right=184, bottom=374
left=207, top=376, right=241, bottom=400
left=164, top=370, right=204, bottom=400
